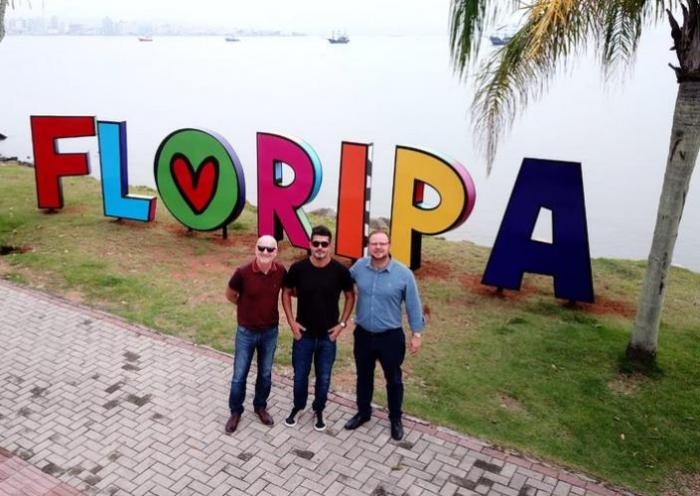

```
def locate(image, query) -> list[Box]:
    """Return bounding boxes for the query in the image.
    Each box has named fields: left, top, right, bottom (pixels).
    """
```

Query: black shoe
left=390, top=419, right=404, bottom=441
left=344, top=412, right=370, bottom=430
left=284, top=407, right=301, bottom=427
left=313, top=410, right=326, bottom=432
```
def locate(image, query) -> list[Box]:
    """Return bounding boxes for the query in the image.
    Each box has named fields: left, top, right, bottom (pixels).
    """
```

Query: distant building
left=102, top=17, right=116, bottom=35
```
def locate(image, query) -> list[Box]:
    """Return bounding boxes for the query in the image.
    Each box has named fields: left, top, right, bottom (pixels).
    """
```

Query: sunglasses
left=311, top=240, right=330, bottom=248
left=257, top=246, right=276, bottom=253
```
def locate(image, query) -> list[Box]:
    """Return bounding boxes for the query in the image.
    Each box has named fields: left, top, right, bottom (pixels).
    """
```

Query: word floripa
left=29, top=115, right=594, bottom=303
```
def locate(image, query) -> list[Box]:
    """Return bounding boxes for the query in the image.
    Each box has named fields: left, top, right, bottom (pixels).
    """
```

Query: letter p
left=390, top=147, right=476, bottom=269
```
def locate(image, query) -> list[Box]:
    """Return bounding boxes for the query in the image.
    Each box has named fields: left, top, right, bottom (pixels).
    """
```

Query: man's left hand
left=409, top=334, right=422, bottom=354
left=328, top=324, right=344, bottom=342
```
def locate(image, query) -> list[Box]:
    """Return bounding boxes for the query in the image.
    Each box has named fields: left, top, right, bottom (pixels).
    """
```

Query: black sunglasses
left=257, top=246, right=276, bottom=253
left=311, top=240, right=330, bottom=248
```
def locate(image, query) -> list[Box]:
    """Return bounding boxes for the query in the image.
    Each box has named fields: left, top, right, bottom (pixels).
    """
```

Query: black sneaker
left=284, top=407, right=301, bottom=427
left=313, top=410, right=326, bottom=432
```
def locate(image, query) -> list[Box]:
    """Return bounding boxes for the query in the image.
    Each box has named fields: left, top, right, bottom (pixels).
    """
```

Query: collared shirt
left=229, top=259, right=286, bottom=330
left=349, top=257, right=425, bottom=333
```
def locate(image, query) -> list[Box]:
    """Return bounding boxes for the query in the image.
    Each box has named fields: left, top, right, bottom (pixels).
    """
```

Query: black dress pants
left=353, top=325, right=406, bottom=421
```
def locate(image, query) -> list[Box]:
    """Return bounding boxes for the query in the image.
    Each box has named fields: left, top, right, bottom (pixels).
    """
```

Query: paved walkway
left=0, top=280, right=636, bottom=496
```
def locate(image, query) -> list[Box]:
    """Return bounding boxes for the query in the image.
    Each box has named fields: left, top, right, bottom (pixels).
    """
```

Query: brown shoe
left=255, top=407, right=274, bottom=426
left=225, top=414, right=240, bottom=433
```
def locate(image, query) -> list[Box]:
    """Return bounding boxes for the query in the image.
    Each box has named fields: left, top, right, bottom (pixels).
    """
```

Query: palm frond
left=0, top=0, right=8, bottom=43
left=464, top=0, right=678, bottom=173
left=595, top=0, right=675, bottom=74
left=472, top=0, right=597, bottom=173
left=449, top=0, right=521, bottom=78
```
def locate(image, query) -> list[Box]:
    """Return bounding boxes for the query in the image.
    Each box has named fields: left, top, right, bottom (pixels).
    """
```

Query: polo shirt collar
left=252, top=259, right=278, bottom=274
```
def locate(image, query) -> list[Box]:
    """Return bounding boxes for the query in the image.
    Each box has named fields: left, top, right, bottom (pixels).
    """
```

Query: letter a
left=481, top=158, right=594, bottom=303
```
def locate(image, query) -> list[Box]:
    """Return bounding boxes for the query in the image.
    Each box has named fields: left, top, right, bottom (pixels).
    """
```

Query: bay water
left=1, top=32, right=698, bottom=271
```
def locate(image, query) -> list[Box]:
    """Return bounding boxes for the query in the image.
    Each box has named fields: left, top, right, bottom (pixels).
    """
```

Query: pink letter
left=257, top=133, right=322, bottom=247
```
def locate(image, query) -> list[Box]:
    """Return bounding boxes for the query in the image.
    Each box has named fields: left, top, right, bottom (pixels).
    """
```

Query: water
left=1, top=32, right=698, bottom=272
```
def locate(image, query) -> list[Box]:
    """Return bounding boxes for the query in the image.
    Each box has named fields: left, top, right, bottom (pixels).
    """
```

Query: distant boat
left=489, top=26, right=516, bottom=46
left=489, top=34, right=512, bottom=46
left=138, top=36, right=153, bottom=42
left=225, top=36, right=240, bottom=42
left=328, top=32, right=349, bottom=44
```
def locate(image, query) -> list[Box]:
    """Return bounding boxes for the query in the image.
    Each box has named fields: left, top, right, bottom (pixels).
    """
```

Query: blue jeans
left=292, top=335, right=337, bottom=412
left=228, top=325, right=278, bottom=415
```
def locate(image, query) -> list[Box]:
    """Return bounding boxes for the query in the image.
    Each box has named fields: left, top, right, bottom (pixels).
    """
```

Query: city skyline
left=6, top=0, right=452, bottom=35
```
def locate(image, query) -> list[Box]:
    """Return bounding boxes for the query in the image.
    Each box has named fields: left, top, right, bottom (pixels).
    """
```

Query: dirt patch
left=211, top=231, right=259, bottom=248
left=331, top=367, right=357, bottom=394
left=661, top=472, right=700, bottom=496
left=460, top=273, right=540, bottom=300
left=415, top=261, right=452, bottom=280
left=575, top=296, right=636, bottom=318
left=608, top=372, right=649, bottom=396
left=0, top=245, right=33, bottom=256
left=497, top=392, right=525, bottom=413
left=459, top=273, right=636, bottom=318
left=63, top=290, right=86, bottom=304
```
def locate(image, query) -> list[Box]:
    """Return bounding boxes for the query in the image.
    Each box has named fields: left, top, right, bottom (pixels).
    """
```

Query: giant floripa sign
left=29, top=115, right=594, bottom=303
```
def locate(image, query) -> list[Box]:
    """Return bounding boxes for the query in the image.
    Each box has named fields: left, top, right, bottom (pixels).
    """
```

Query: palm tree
left=449, top=0, right=699, bottom=365
left=0, top=0, right=9, bottom=43
left=0, top=0, right=21, bottom=44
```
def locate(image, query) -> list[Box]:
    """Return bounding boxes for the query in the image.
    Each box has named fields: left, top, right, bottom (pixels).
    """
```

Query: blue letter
left=97, top=121, right=157, bottom=222
left=482, top=158, right=594, bottom=303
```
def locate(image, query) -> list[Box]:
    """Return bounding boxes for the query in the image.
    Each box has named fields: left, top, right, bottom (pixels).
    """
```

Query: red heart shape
left=171, top=154, right=219, bottom=214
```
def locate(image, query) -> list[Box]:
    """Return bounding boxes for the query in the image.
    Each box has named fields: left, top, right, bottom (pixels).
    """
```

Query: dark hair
left=311, top=225, right=332, bottom=241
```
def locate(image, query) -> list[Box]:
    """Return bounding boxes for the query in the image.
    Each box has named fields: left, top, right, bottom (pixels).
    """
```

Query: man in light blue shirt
left=344, top=230, right=425, bottom=441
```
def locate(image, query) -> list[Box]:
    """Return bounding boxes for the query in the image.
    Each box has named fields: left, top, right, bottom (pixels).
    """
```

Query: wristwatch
left=412, top=333, right=422, bottom=339
left=339, top=321, right=347, bottom=328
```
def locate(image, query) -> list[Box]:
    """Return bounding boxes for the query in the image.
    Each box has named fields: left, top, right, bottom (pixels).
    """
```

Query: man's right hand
left=290, top=321, right=306, bottom=340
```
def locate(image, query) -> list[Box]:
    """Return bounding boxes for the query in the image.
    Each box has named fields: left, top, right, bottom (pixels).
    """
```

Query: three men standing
left=224, top=228, right=425, bottom=442
left=282, top=225, right=355, bottom=431
left=344, top=230, right=425, bottom=441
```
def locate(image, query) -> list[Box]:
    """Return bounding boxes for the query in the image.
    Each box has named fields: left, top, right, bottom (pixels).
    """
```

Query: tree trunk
left=627, top=81, right=700, bottom=364
left=0, top=0, right=7, bottom=44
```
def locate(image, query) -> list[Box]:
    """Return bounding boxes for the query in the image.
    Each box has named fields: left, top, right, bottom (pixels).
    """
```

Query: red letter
left=31, top=115, right=95, bottom=210
left=336, top=142, right=372, bottom=259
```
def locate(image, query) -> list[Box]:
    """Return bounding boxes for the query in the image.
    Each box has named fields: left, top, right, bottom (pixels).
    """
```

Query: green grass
left=2, top=162, right=699, bottom=495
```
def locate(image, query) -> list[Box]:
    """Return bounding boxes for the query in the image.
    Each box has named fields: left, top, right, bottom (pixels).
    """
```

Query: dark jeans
left=292, top=334, right=337, bottom=412
left=228, top=325, right=278, bottom=415
left=353, top=326, right=406, bottom=421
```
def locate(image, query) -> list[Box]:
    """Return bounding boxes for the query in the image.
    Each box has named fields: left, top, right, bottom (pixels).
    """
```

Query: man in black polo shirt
left=281, top=225, right=355, bottom=431
left=224, top=235, right=286, bottom=434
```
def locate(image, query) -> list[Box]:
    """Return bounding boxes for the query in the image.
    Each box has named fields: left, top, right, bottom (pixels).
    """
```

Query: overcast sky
left=7, top=0, right=453, bottom=34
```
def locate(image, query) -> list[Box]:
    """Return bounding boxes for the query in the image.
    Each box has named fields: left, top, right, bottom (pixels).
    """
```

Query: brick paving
left=0, top=280, right=638, bottom=496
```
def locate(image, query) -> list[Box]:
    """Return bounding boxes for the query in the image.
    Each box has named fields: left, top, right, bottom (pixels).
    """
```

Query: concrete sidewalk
left=0, top=280, right=634, bottom=496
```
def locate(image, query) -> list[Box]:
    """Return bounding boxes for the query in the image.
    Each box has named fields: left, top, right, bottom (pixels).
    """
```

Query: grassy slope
left=1, top=162, right=699, bottom=495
